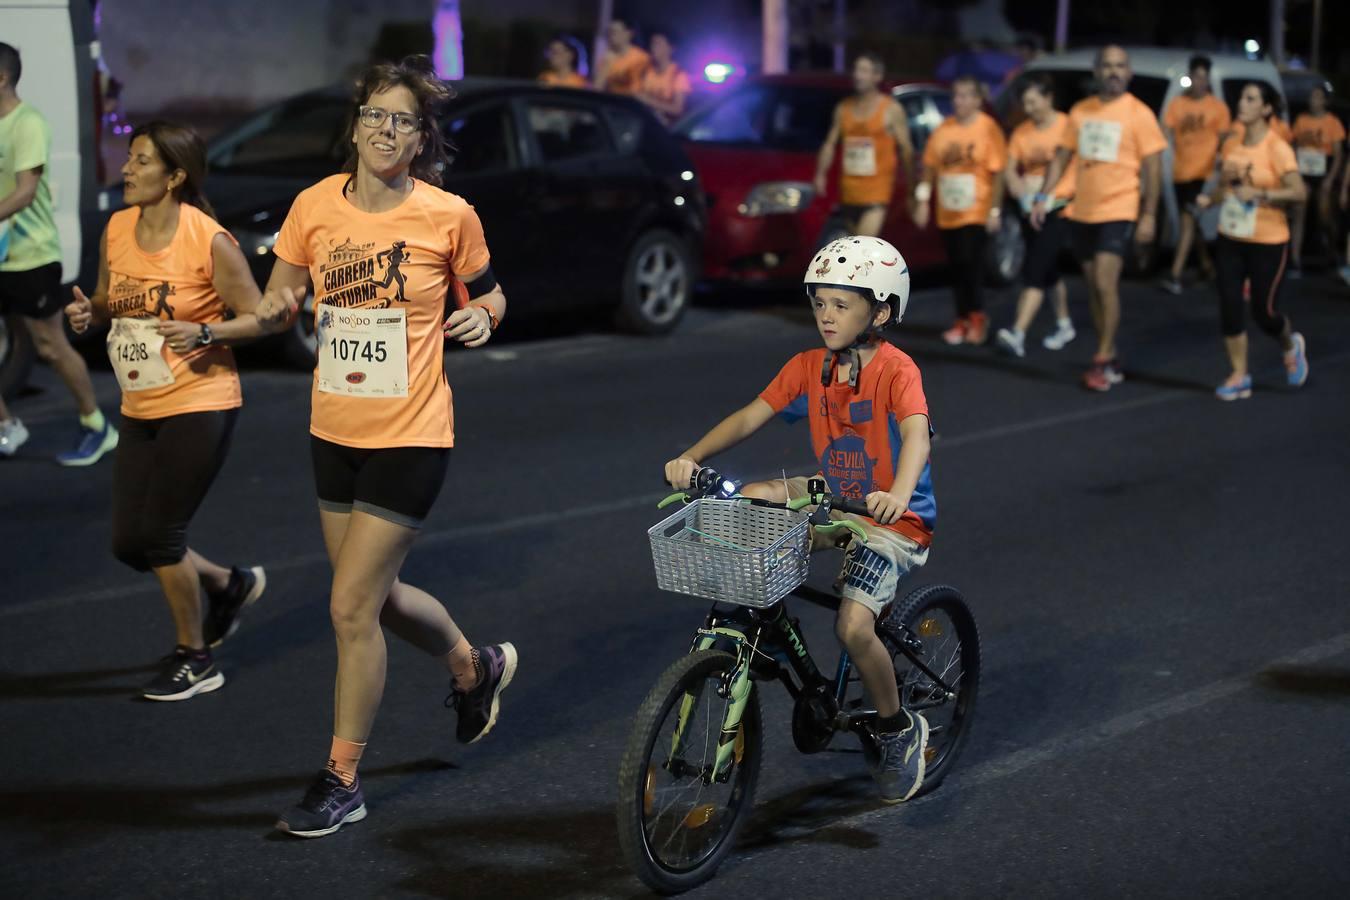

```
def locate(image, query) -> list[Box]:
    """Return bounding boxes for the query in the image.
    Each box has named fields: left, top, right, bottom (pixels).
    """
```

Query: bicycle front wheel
left=616, top=649, right=763, bottom=894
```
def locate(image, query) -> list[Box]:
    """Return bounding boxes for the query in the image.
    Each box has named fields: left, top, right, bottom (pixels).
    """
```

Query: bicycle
left=616, top=467, right=981, bottom=894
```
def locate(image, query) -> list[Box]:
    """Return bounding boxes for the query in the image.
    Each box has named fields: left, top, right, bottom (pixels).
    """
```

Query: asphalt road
left=3, top=272, right=1349, bottom=899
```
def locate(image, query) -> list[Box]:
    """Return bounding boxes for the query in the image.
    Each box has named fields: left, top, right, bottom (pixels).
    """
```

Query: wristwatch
left=197, top=324, right=214, bottom=347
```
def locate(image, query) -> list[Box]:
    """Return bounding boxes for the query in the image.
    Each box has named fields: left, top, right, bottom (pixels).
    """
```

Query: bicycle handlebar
left=662, top=467, right=872, bottom=542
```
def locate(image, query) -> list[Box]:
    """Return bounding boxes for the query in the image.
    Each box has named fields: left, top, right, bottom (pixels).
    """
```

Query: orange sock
left=326, top=736, right=366, bottom=787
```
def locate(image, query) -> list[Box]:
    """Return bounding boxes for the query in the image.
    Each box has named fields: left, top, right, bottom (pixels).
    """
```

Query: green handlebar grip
left=658, top=492, right=691, bottom=509
left=786, top=496, right=812, bottom=511
left=814, top=519, right=870, bottom=543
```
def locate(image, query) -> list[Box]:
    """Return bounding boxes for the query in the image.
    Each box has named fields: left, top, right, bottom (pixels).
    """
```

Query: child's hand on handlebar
left=865, top=491, right=907, bottom=526
left=665, top=457, right=699, bottom=490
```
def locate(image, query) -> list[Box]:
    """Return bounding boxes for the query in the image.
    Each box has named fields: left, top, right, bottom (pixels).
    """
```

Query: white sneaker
left=0, top=418, right=29, bottom=458
left=995, top=328, right=1026, bottom=358
left=1043, top=322, right=1077, bottom=351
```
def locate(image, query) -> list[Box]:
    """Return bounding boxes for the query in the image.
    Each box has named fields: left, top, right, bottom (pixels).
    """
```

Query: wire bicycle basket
left=648, top=498, right=811, bottom=608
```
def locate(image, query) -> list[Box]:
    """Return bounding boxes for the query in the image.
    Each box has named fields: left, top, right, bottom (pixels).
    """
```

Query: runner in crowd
left=64, top=122, right=269, bottom=699
left=997, top=74, right=1076, bottom=357
left=254, top=56, right=515, bottom=839
left=539, top=35, right=588, bottom=89
left=1195, top=82, right=1309, bottom=398
left=637, top=29, right=693, bottom=127
left=594, top=17, right=650, bottom=96
left=913, top=74, right=1006, bottom=346
left=1033, top=45, right=1165, bottom=392
left=1160, top=55, right=1231, bottom=295
left=1288, top=84, right=1345, bottom=277
left=1339, top=134, right=1350, bottom=285
left=0, top=41, right=117, bottom=463
left=813, top=52, right=915, bottom=240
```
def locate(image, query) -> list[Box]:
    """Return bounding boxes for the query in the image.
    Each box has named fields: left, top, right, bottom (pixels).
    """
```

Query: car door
left=519, top=97, right=628, bottom=304
left=440, top=100, right=537, bottom=303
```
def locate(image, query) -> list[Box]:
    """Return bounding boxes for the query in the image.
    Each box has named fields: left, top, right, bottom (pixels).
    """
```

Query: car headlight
left=235, top=229, right=279, bottom=258
left=738, top=181, right=815, bottom=217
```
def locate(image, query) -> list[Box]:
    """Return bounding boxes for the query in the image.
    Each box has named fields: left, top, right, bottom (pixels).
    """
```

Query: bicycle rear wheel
left=616, top=649, right=763, bottom=894
left=879, top=584, right=980, bottom=796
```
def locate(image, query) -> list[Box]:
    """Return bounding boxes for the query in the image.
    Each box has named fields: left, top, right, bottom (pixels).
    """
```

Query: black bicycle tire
left=616, top=649, right=763, bottom=894
left=883, top=583, right=980, bottom=797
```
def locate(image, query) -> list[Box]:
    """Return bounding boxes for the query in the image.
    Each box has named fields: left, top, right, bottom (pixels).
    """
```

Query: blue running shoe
left=57, top=421, right=118, bottom=467
left=1284, top=332, right=1309, bottom=388
left=276, top=771, right=367, bottom=838
left=873, top=709, right=929, bottom=804
left=1215, top=375, right=1253, bottom=401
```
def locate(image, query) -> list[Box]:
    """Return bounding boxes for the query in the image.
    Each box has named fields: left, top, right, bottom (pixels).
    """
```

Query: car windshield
left=208, top=96, right=350, bottom=177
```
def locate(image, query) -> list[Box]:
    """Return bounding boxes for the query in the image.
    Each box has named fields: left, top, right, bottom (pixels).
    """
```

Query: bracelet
left=988, top=207, right=1002, bottom=218
left=914, top=182, right=932, bottom=202
left=1033, top=192, right=1049, bottom=205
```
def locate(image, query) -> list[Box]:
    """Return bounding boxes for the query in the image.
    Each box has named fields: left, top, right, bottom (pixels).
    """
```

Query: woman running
left=64, top=122, right=268, bottom=700
left=539, top=35, right=588, bottom=89
left=997, top=74, right=1076, bottom=358
left=914, top=75, right=1006, bottom=346
left=637, top=30, right=693, bottom=127
left=254, top=56, right=515, bottom=838
left=1289, top=84, right=1345, bottom=276
left=1195, top=83, right=1310, bottom=399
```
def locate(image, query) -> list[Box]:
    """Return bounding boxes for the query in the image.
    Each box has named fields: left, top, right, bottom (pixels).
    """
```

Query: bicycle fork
left=668, top=627, right=758, bottom=783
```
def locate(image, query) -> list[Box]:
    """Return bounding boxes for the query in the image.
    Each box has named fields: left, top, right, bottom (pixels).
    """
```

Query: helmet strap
left=819, top=347, right=863, bottom=391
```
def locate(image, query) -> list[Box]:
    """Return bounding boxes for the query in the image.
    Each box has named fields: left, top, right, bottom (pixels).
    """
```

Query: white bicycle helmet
left=804, top=236, right=911, bottom=325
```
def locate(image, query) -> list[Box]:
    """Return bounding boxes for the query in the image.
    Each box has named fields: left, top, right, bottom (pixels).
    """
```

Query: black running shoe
left=445, top=642, right=517, bottom=744
left=141, top=646, right=225, bottom=701
left=204, top=565, right=267, bottom=647
left=275, top=771, right=367, bottom=838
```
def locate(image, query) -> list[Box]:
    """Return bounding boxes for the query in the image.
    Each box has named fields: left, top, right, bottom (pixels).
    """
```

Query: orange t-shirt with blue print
left=759, top=342, right=935, bottom=547
left=274, top=175, right=490, bottom=449
left=105, top=203, right=242, bottom=419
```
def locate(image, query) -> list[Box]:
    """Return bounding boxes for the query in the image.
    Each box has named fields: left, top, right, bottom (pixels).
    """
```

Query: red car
left=676, top=74, right=953, bottom=288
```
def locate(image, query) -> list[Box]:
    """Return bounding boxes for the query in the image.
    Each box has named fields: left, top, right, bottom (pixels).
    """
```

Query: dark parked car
left=205, top=78, right=705, bottom=364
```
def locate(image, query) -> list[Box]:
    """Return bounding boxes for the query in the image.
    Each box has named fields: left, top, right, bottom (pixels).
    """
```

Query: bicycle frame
left=668, top=583, right=963, bottom=783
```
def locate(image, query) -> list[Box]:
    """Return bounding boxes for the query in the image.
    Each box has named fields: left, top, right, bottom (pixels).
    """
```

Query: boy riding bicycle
left=664, top=236, right=935, bottom=803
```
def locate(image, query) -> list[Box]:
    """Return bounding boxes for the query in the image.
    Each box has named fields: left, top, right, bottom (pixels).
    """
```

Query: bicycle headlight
left=738, top=181, right=815, bottom=217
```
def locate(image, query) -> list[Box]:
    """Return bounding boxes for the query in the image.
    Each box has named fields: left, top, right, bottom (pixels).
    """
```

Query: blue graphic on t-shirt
left=849, top=400, right=873, bottom=424
left=821, top=432, right=874, bottom=500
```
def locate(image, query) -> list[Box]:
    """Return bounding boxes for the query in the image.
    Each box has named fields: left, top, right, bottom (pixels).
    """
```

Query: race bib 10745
left=316, top=305, right=409, bottom=398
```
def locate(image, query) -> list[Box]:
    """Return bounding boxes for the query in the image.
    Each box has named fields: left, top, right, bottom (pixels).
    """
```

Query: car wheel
left=616, top=229, right=692, bottom=335
left=985, top=209, right=1025, bottom=287
left=0, top=314, right=36, bottom=401
left=283, top=290, right=318, bottom=369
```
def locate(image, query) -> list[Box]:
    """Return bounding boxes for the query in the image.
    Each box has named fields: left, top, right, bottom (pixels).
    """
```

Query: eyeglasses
left=359, top=106, right=422, bottom=135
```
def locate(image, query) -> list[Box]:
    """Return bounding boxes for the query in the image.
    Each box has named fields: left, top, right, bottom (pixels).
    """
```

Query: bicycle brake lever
left=813, top=519, right=870, bottom=544
left=658, top=492, right=692, bottom=509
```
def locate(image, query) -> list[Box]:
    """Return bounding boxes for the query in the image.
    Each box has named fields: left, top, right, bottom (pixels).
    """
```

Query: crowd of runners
left=815, top=44, right=1321, bottom=396
left=0, top=28, right=1335, bottom=838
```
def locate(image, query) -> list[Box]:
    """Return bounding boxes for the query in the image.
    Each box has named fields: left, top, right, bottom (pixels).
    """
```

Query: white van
left=997, top=47, right=1288, bottom=272
left=0, top=0, right=102, bottom=397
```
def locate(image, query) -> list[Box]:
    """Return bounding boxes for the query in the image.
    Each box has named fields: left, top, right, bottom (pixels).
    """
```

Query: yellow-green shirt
left=0, top=102, right=62, bottom=272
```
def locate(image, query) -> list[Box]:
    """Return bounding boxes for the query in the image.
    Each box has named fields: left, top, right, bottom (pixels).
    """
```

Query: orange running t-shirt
left=922, top=111, right=1007, bottom=229
left=274, top=175, right=490, bottom=449
left=600, top=46, right=651, bottom=95
left=1233, top=117, right=1294, bottom=146
left=758, top=342, right=935, bottom=546
left=1061, top=93, right=1167, bottom=224
left=1291, top=112, right=1346, bottom=178
left=1164, top=92, right=1232, bottom=182
left=1216, top=129, right=1299, bottom=245
left=641, top=63, right=692, bottom=124
left=838, top=97, right=900, bottom=207
left=539, top=70, right=588, bottom=89
left=105, top=204, right=242, bottom=419
left=1008, top=112, right=1075, bottom=202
